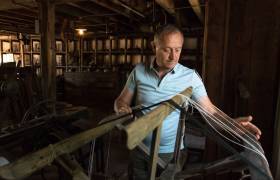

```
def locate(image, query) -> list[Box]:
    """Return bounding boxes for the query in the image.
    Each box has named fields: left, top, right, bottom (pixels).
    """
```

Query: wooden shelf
left=0, top=34, right=203, bottom=75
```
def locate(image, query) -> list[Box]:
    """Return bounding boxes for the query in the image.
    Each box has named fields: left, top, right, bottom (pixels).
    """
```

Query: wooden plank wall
left=203, top=0, right=280, bottom=179
left=273, top=78, right=280, bottom=180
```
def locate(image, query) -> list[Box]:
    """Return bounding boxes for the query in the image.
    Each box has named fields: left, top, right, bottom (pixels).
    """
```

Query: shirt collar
left=150, top=58, right=177, bottom=74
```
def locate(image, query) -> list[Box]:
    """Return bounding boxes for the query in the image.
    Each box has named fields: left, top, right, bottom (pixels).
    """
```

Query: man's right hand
left=117, top=105, right=132, bottom=114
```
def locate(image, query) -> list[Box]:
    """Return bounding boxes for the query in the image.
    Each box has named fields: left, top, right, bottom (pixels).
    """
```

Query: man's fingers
left=118, top=106, right=132, bottom=114
left=244, top=122, right=262, bottom=140
left=236, top=115, right=253, bottom=123
left=236, top=115, right=261, bottom=140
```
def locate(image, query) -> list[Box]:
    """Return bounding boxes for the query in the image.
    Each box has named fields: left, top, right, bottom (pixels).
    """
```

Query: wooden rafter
left=112, top=0, right=145, bottom=18
left=155, top=0, right=175, bottom=15
left=188, top=0, right=204, bottom=23
left=66, top=2, right=133, bottom=30
left=65, top=2, right=105, bottom=24
left=89, top=0, right=140, bottom=22
left=0, top=14, right=34, bottom=23
left=0, top=0, right=36, bottom=11
left=0, top=18, right=32, bottom=27
left=56, top=4, right=105, bottom=31
left=6, top=9, right=37, bottom=18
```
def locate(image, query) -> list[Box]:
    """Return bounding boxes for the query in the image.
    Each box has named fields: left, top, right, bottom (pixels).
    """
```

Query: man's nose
left=169, top=50, right=175, bottom=59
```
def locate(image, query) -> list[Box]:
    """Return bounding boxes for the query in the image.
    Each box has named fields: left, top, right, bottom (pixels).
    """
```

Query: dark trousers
left=129, top=148, right=174, bottom=180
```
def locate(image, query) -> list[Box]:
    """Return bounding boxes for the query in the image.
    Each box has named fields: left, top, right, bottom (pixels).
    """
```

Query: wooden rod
left=0, top=115, right=131, bottom=180
left=125, top=87, right=192, bottom=150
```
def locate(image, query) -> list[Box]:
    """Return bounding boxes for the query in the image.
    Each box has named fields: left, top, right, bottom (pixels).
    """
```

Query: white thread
left=177, top=93, right=269, bottom=165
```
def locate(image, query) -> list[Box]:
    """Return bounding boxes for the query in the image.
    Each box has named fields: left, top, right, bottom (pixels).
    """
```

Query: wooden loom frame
left=0, top=86, right=272, bottom=180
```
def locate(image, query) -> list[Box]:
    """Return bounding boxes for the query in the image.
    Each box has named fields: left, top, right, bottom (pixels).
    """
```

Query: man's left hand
left=235, top=115, right=261, bottom=140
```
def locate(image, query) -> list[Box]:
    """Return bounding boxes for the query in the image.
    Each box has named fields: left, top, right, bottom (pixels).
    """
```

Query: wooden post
left=148, top=124, right=162, bottom=180
left=19, top=34, right=24, bottom=67
left=202, top=0, right=229, bottom=107
left=272, top=79, right=280, bottom=179
left=55, top=155, right=89, bottom=180
left=79, top=37, right=83, bottom=71
left=202, top=1, right=229, bottom=179
left=38, top=0, right=56, bottom=112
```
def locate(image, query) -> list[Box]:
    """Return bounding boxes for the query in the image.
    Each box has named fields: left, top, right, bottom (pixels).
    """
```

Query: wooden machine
left=0, top=87, right=274, bottom=180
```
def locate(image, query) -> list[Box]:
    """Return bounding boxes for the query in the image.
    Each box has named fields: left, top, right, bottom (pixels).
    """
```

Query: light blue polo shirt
left=125, top=62, right=208, bottom=153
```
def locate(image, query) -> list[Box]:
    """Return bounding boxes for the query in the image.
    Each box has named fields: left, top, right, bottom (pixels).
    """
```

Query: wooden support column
left=149, top=124, right=162, bottom=180
left=273, top=78, right=280, bottom=179
left=204, top=1, right=280, bottom=180
left=202, top=2, right=230, bottom=179
left=202, top=0, right=229, bottom=107
left=38, top=0, right=56, bottom=112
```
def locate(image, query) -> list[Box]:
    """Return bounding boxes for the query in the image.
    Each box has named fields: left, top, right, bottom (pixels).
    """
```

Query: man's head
left=152, top=24, right=184, bottom=72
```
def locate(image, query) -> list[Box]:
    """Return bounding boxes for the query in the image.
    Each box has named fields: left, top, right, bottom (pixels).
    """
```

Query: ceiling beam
left=56, top=5, right=104, bottom=30
left=112, top=0, right=145, bottom=18
left=2, top=10, right=37, bottom=21
left=155, top=0, right=175, bottom=15
left=6, top=9, right=37, bottom=18
left=0, top=0, right=88, bottom=10
left=0, top=23, right=34, bottom=33
left=67, top=2, right=134, bottom=30
left=188, top=0, right=204, bottom=23
left=89, top=0, right=140, bottom=22
left=0, top=18, right=32, bottom=26
left=0, top=0, right=36, bottom=10
left=65, top=2, right=105, bottom=24
left=0, top=13, right=34, bottom=23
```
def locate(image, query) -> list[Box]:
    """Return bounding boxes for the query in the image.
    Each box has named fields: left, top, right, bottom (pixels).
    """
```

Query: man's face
left=154, top=32, right=183, bottom=72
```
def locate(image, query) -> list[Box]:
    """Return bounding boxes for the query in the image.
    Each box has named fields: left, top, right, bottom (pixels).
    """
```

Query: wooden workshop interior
left=0, top=0, right=279, bottom=179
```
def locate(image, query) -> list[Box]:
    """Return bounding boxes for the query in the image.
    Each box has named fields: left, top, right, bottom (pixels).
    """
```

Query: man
left=114, top=24, right=261, bottom=179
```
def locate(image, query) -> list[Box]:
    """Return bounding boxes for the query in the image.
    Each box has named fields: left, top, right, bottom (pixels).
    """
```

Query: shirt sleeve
left=125, top=68, right=136, bottom=92
left=191, top=71, right=208, bottom=101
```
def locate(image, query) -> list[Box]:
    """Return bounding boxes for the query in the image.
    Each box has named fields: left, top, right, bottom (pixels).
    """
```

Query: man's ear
left=151, top=41, right=156, bottom=52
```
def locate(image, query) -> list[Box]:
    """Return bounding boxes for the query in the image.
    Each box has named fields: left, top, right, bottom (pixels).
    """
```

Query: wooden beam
left=39, top=0, right=56, bottom=111
left=125, top=87, right=192, bottom=150
left=0, top=0, right=36, bottom=10
left=65, top=2, right=133, bottom=30
left=0, top=14, right=34, bottom=23
left=0, top=24, right=34, bottom=34
left=202, top=0, right=228, bottom=106
left=0, top=12, right=35, bottom=22
left=55, top=0, right=87, bottom=4
left=56, top=155, right=89, bottom=180
left=272, top=78, right=280, bottom=179
left=0, top=115, right=131, bottom=179
left=188, top=0, right=204, bottom=23
left=56, top=5, right=106, bottom=31
left=112, top=0, right=145, bottom=18
left=65, top=2, right=105, bottom=24
left=0, top=0, right=91, bottom=10
left=6, top=9, right=37, bottom=18
left=89, top=0, right=140, bottom=22
left=155, top=0, right=175, bottom=15
left=201, top=0, right=228, bottom=169
left=148, top=125, right=162, bottom=180
left=0, top=18, right=30, bottom=26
